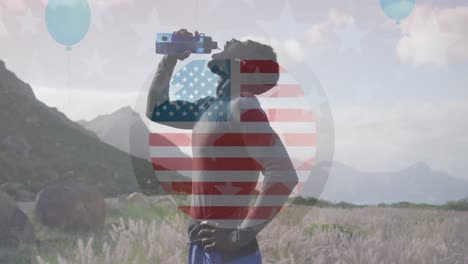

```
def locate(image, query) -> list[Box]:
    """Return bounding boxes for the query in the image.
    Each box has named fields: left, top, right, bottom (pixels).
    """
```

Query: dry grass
left=35, top=206, right=468, bottom=264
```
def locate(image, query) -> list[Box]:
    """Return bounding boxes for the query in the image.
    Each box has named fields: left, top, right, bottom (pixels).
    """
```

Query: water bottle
left=155, top=33, right=219, bottom=55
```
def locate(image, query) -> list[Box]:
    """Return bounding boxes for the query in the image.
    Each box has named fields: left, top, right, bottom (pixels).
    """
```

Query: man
left=147, top=29, right=298, bottom=263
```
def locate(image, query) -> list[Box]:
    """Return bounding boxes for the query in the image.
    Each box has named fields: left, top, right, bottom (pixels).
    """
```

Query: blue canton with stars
left=151, top=60, right=231, bottom=122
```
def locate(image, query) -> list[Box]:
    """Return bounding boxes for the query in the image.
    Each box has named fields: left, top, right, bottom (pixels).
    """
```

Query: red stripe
left=159, top=182, right=303, bottom=195
left=152, top=157, right=312, bottom=171
left=179, top=206, right=285, bottom=220
left=282, top=133, right=316, bottom=146
left=149, top=133, right=191, bottom=146
left=150, top=133, right=316, bottom=146
left=242, top=85, right=304, bottom=98
left=241, top=109, right=315, bottom=122
left=240, top=60, right=286, bottom=73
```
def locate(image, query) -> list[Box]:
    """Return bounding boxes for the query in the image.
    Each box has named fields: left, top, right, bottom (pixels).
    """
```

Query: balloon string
left=65, top=51, right=72, bottom=109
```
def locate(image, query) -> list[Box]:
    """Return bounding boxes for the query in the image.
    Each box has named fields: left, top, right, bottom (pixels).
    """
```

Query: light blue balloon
left=46, top=0, right=91, bottom=50
left=380, top=0, right=416, bottom=24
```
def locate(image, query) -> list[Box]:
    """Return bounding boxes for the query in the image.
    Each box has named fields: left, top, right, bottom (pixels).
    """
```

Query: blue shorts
left=188, top=242, right=262, bottom=264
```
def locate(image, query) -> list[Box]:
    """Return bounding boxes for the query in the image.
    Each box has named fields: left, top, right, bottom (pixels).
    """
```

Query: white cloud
left=333, top=100, right=468, bottom=179
left=305, top=8, right=354, bottom=46
left=240, top=9, right=356, bottom=63
left=397, top=5, right=468, bottom=65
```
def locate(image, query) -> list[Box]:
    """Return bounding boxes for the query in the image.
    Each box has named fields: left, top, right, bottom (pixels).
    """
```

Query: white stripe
left=150, top=146, right=316, bottom=158
left=149, top=122, right=316, bottom=133
left=189, top=195, right=292, bottom=206
left=239, top=73, right=298, bottom=85
left=154, top=171, right=310, bottom=182
left=242, top=98, right=314, bottom=110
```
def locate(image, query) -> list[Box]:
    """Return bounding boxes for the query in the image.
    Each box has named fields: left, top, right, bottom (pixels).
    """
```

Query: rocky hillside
left=0, top=60, right=164, bottom=201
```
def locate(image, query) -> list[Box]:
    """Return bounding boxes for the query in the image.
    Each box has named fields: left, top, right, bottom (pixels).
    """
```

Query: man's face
left=208, top=39, right=247, bottom=82
left=211, top=39, right=244, bottom=60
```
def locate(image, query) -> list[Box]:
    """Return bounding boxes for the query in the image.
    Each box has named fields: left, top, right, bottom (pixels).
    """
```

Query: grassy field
left=21, top=198, right=467, bottom=264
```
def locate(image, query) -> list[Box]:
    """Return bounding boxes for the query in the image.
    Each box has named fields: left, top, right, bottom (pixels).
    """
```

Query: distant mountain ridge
left=78, top=104, right=468, bottom=205
left=0, top=60, right=164, bottom=200
left=78, top=106, right=189, bottom=160
left=304, top=161, right=468, bottom=205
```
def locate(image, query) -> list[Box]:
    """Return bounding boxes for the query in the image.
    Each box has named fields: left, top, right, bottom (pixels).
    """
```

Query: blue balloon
left=46, top=0, right=91, bottom=50
left=380, top=0, right=416, bottom=24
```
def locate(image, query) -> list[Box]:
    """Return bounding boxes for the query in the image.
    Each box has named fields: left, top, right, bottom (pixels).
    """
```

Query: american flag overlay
left=149, top=59, right=316, bottom=226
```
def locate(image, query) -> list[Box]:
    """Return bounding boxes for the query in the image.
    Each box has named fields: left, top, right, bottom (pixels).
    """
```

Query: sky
left=1, top=0, right=468, bottom=180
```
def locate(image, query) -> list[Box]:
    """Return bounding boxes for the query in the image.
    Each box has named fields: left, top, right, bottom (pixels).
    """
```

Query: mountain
left=77, top=106, right=189, bottom=160
left=302, top=161, right=468, bottom=205
left=0, top=60, right=164, bottom=201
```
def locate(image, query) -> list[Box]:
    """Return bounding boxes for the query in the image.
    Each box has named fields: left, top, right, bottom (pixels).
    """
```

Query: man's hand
left=190, top=221, right=256, bottom=253
left=167, top=29, right=201, bottom=61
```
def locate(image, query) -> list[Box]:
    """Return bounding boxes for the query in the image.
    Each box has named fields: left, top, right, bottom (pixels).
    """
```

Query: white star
left=88, top=0, right=113, bottom=31
left=194, top=77, right=199, bottom=83
left=189, top=94, right=194, bottom=99
left=169, top=111, right=174, bottom=116
left=207, top=77, right=213, bottom=82
left=82, top=49, right=109, bottom=78
left=155, top=111, right=161, bottom=116
left=194, top=112, right=199, bottom=116
left=201, top=82, right=206, bottom=87
left=182, top=77, right=187, bottom=82
left=215, top=182, right=242, bottom=195
left=0, top=7, right=8, bottom=37
left=182, top=111, right=187, bottom=116
left=210, top=0, right=255, bottom=12
left=131, top=8, right=171, bottom=55
left=207, top=90, right=212, bottom=95
left=335, top=22, right=367, bottom=54
left=194, top=90, right=199, bottom=95
left=182, top=67, right=187, bottom=71
left=201, top=71, right=206, bottom=77
left=194, top=66, right=199, bottom=71
left=182, top=90, right=188, bottom=95
left=17, top=8, right=41, bottom=34
left=176, top=72, right=181, bottom=77
left=189, top=71, right=194, bottom=77
left=189, top=82, right=194, bottom=87
left=257, top=0, right=309, bottom=40
left=162, top=105, right=168, bottom=111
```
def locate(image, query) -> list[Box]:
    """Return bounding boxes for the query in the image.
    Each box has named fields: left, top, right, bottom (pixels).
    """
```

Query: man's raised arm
left=146, top=55, right=177, bottom=120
